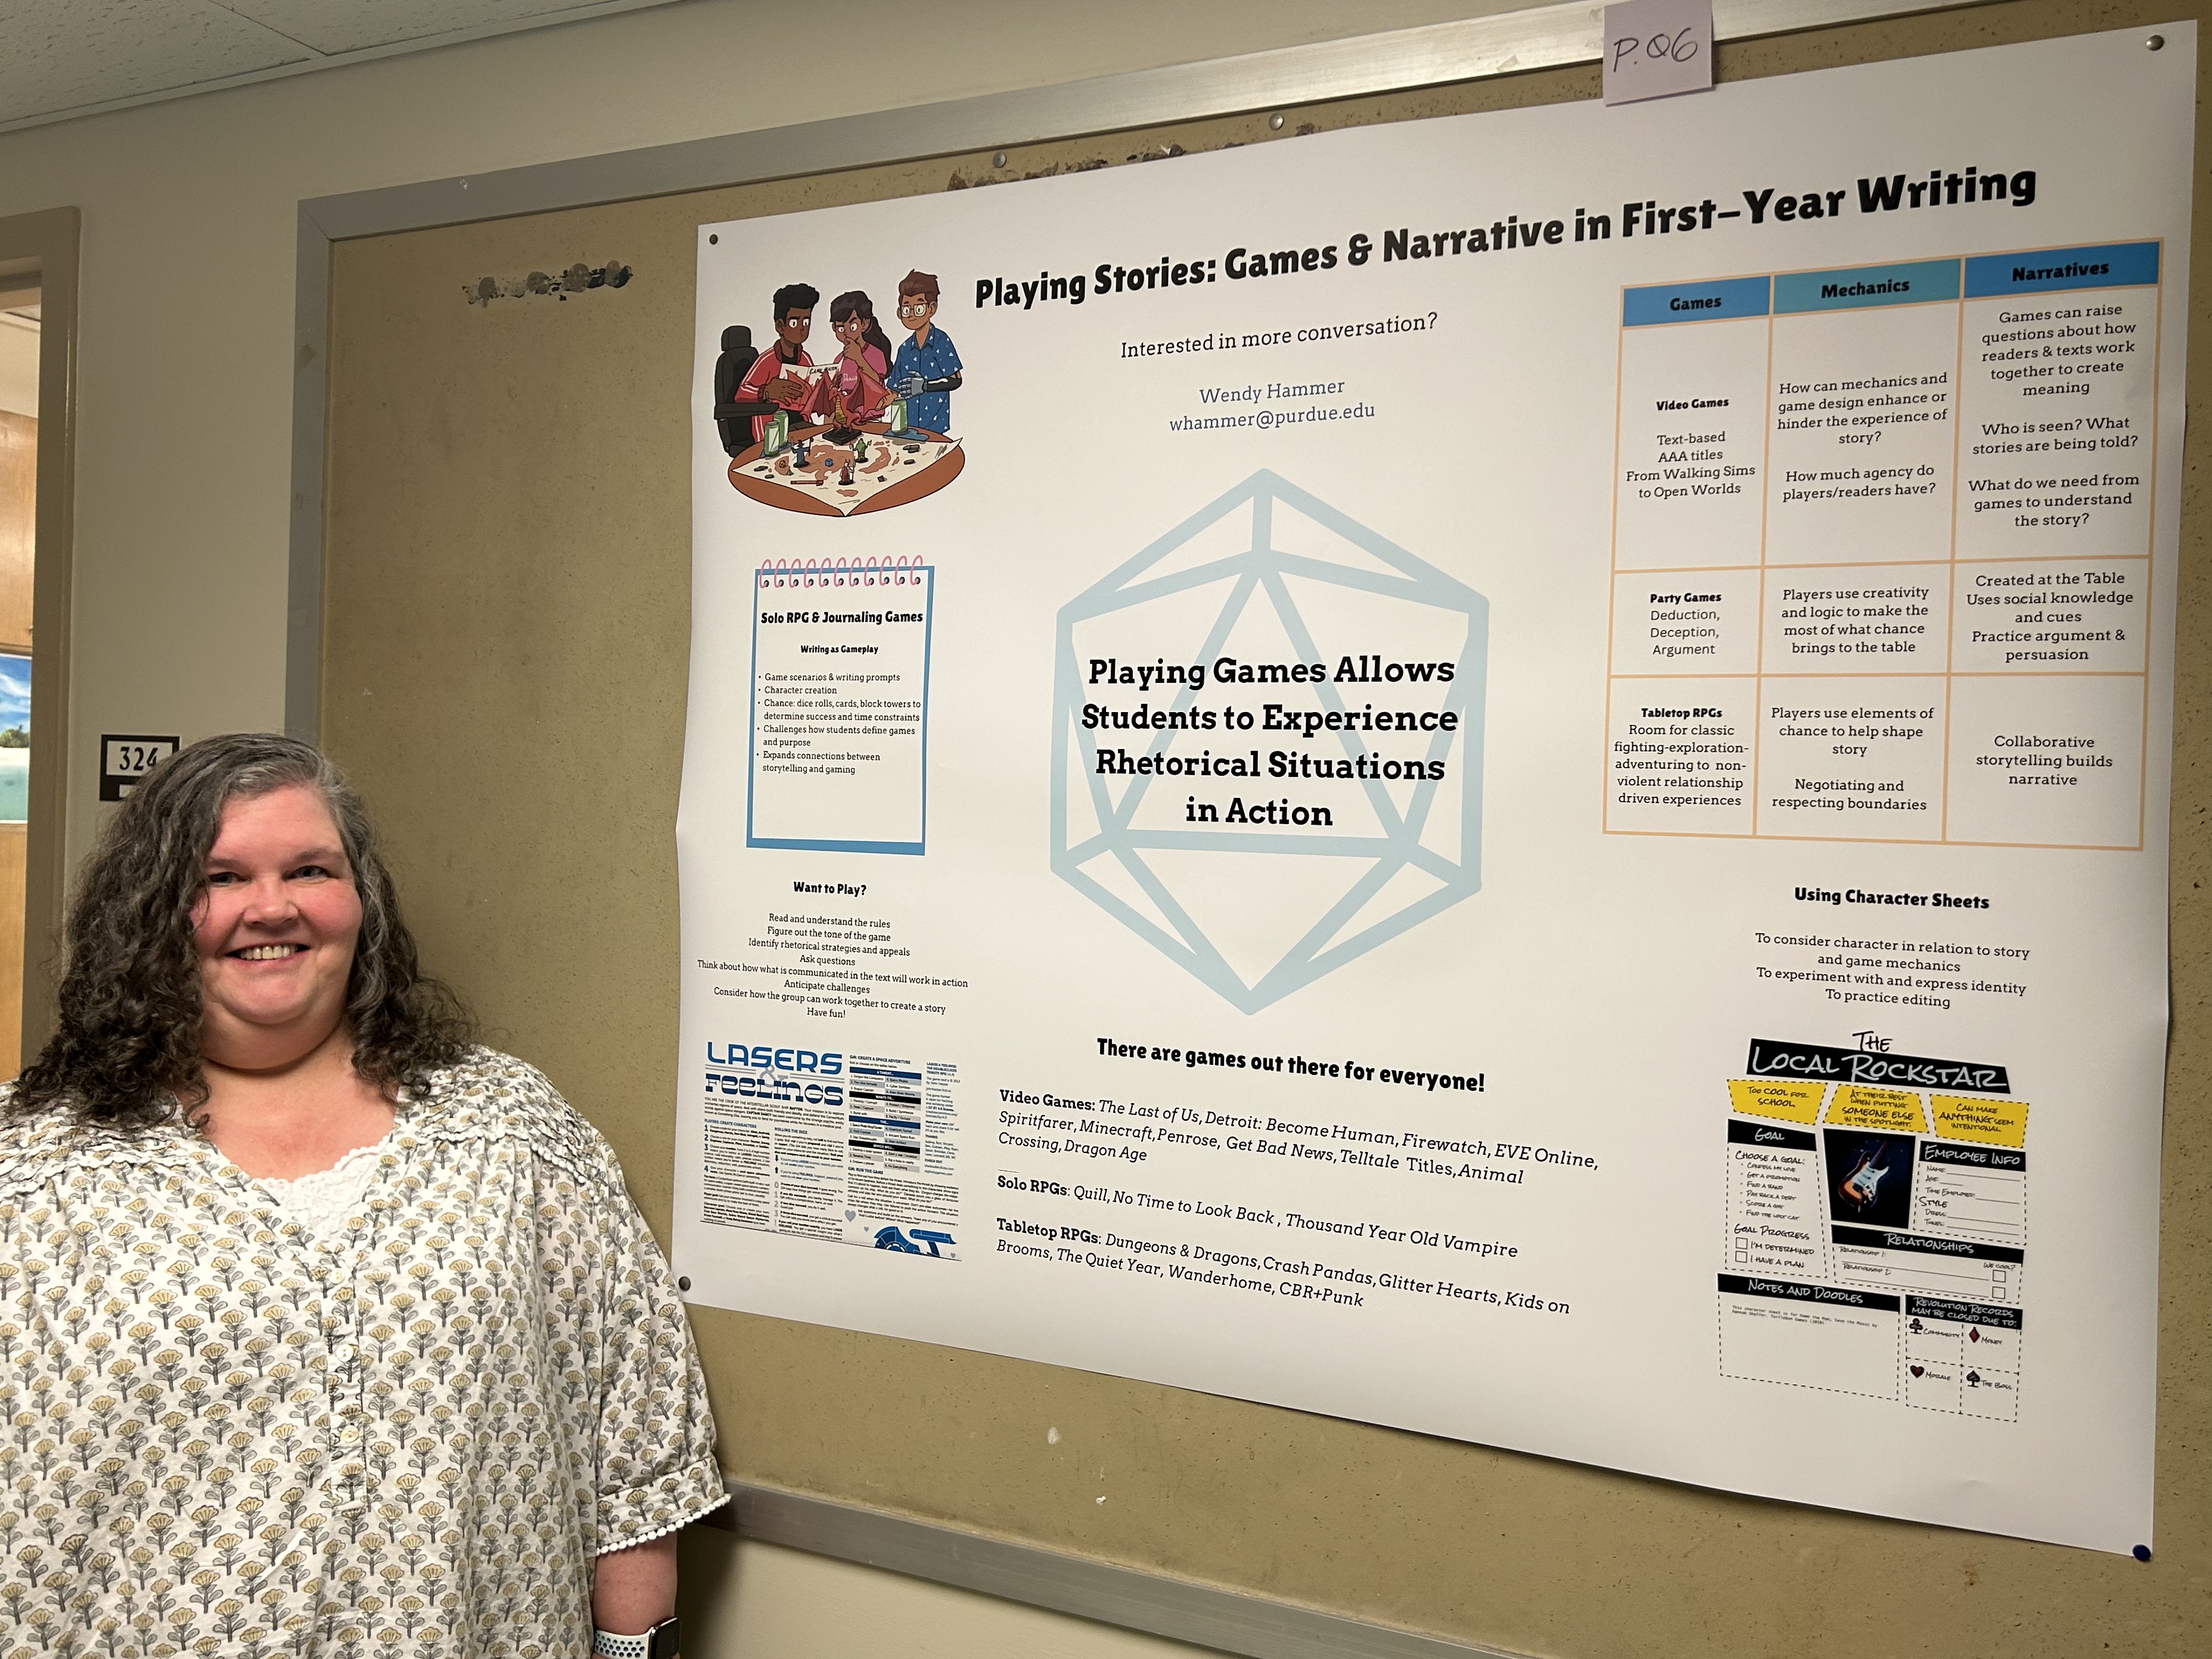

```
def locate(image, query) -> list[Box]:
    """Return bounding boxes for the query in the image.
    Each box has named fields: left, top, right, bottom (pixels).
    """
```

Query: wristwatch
left=592, top=1616, right=678, bottom=1658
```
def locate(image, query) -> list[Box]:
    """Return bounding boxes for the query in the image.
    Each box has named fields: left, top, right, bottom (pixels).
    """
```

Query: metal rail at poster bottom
left=707, top=1480, right=1528, bottom=1659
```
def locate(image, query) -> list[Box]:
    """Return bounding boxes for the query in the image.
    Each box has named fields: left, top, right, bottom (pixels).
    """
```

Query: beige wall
left=0, top=2, right=1503, bottom=1651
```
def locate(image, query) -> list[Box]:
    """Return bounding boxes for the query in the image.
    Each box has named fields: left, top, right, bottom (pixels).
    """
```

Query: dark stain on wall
left=465, top=261, right=633, bottom=306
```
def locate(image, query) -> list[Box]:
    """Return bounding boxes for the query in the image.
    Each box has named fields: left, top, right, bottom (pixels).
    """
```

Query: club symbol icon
left=1052, top=471, right=1488, bottom=1012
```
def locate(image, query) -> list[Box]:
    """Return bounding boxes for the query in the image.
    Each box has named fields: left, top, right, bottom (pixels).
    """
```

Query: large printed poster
left=676, top=25, right=2191, bottom=1551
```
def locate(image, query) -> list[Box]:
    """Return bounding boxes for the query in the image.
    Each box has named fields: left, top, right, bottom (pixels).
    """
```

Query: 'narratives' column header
left=1963, top=240, right=2159, bottom=298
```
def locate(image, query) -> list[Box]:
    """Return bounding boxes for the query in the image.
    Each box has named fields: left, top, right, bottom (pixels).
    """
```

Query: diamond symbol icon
left=1051, top=470, right=1487, bottom=1012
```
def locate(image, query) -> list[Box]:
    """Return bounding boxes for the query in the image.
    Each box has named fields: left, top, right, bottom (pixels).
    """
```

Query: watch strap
left=593, top=1617, right=678, bottom=1658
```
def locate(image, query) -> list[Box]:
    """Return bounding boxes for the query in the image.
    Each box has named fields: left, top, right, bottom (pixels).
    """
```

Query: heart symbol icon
left=1910, top=1365, right=1925, bottom=1378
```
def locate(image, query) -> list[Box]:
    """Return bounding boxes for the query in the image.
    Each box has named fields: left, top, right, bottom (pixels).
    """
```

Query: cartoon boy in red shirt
left=727, top=283, right=822, bottom=445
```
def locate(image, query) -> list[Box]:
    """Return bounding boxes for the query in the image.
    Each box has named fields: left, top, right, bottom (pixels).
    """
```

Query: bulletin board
left=315, top=4, right=2210, bottom=1654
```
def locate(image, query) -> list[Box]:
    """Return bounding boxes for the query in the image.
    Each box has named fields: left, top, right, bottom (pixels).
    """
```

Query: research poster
left=676, top=25, right=2191, bottom=1552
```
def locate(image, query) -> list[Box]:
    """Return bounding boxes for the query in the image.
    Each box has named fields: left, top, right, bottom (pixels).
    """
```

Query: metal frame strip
left=708, top=1481, right=1529, bottom=1658
left=289, top=206, right=334, bottom=743
left=286, top=0, right=1987, bottom=735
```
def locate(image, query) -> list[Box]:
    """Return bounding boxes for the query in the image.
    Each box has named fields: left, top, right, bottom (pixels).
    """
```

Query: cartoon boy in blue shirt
left=890, top=269, right=964, bottom=436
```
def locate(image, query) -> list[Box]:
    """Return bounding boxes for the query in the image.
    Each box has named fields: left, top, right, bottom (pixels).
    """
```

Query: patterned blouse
left=0, top=1048, right=724, bottom=1657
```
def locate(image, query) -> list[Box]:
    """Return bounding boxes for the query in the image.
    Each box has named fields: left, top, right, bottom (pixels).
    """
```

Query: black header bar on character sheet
left=1717, top=1274, right=1901, bottom=1313
left=1832, top=1226, right=2024, bottom=1264
left=1746, top=1039, right=2009, bottom=1093
left=1908, top=1296, right=2025, bottom=1330
left=1727, top=1119, right=1816, bottom=1151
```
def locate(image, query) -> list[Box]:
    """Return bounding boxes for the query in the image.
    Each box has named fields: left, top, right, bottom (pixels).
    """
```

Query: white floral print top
left=0, top=1048, right=725, bottom=1657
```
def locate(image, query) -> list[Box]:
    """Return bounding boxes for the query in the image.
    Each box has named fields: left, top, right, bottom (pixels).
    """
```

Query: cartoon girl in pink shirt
left=825, top=289, right=894, bottom=430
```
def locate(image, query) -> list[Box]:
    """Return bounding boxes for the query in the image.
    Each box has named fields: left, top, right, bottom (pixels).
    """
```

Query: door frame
left=0, top=206, right=80, bottom=1058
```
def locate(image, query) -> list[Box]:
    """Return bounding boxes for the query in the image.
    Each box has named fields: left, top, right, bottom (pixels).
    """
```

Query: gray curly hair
left=12, top=732, right=473, bottom=1127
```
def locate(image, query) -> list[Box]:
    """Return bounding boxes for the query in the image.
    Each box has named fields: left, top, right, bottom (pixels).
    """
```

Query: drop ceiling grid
left=0, top=0, right=684, bottom=131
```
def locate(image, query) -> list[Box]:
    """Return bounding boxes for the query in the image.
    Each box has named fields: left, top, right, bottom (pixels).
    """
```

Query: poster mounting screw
left=2146, top=33, right=2164, bottom=49
left=1268, top=112, right=1285, bottom=129
left=992, top=150, right=1007, bottom=167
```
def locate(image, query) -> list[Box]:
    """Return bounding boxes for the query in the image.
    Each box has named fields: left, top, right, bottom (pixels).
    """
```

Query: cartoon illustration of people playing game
left=890, top=269, right=963, bottom=437
left=722, top=267, right=969, bottom=519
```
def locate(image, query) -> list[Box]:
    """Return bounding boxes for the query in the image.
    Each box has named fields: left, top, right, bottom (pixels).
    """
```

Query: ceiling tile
left=211, top=1, right=631, bottom=57
left=0, top=0, right=312, bottom=125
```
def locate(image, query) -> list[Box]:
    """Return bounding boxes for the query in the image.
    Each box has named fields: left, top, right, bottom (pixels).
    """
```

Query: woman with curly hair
left=1, top=734, right=719, bottom=1659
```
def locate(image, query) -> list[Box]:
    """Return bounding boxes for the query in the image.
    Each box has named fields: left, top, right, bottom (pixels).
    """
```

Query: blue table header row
left=1622, top=276, right=1770, bottom=326
left=1623, top=244, right=2159, bottom=326
left=1963, top=241, right=2159, bottom=297
left=1775, top=258, right=1959, bottom=313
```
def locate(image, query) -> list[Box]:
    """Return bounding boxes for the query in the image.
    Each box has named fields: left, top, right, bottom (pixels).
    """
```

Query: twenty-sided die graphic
left=1052, top=470, right=1488, bottom=1013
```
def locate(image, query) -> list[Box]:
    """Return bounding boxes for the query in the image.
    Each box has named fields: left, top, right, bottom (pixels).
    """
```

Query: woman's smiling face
left=192, top=784, right=363, bottom=1062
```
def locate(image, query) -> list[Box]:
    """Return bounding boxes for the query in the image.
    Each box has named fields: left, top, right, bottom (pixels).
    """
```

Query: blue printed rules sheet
left=676, top=24, right=2193, bottom=1551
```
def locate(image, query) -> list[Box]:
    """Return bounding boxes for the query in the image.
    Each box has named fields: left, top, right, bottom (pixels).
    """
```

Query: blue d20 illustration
left=1051, top=471, right=1487, bottom=1013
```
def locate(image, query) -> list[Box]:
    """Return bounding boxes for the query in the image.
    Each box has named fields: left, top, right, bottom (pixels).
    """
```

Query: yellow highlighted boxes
left=1729, top=1071, right=2023, bottom=1147
left=1931, top=1093, right=2029, bottom=1149
left=1727, top=1079, right=1824, bottom=1125
left=1824, top=1085, right=1931, bottom=1133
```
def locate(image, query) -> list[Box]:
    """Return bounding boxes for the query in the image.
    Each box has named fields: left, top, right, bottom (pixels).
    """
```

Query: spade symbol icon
left=1910, top=1364, right=1925, bottom=1378
left=1967, top=1370, right=1982, bottom=1386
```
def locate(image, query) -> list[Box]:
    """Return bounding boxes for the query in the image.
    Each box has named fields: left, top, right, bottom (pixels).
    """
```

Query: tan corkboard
left=320, top=4, right=2210, bottom=1651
